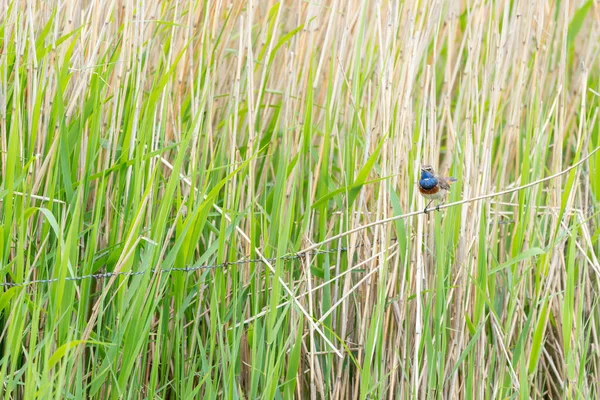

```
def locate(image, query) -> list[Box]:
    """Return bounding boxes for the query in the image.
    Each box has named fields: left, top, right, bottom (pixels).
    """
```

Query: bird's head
left=420, top=164, right=435, bottom=179
left=420, top=164, right=434, bottom=173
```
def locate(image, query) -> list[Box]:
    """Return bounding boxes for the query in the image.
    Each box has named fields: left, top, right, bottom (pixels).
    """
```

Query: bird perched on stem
left=418, top=164, right=458, bottom=214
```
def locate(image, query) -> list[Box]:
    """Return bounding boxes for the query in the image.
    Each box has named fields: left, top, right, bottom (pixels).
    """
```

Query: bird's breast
left=418, top=184, right=440, bottom=195
left=420, top=189, right=446, bottom=200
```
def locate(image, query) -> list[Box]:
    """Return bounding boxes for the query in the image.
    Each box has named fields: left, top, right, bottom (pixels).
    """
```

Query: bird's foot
left=424, top=200, right=433, bottom=215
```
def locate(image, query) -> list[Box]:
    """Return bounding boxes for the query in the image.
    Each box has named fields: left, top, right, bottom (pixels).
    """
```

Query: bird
left=418, top=164, right=458, bottom=214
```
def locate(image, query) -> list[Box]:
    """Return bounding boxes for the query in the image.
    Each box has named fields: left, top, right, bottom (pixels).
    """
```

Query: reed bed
left=1, top=0, right=599, bottom=398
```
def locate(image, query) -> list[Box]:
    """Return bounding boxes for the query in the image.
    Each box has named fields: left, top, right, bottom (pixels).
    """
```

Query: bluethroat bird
left=418, top=164, right=458, bottom=214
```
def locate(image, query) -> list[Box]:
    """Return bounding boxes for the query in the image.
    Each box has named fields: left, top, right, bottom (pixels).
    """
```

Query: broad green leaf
left=48, top=340, right=109, bottom=369
left=487, top=247, right=545, bottom=275
left=567, top=1, right=592, bottom=48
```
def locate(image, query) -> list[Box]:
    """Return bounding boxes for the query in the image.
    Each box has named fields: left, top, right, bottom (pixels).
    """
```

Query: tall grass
left=1, top=0, right=599, bottom=398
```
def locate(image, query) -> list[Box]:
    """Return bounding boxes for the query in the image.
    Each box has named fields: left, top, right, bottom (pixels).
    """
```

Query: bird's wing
left=438, top=177, right=454, bottom=190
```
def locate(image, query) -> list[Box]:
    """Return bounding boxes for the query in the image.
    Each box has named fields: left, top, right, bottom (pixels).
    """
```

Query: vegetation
left=1, top=0, right=599, bottom=398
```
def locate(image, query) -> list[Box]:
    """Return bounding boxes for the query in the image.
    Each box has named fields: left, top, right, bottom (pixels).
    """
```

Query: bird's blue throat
left=419, top=171, right=438, bottom=189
